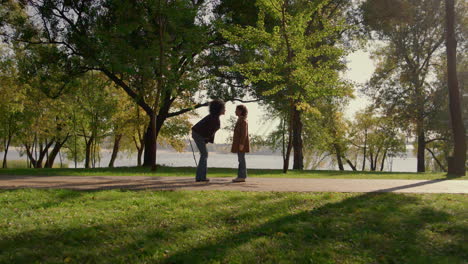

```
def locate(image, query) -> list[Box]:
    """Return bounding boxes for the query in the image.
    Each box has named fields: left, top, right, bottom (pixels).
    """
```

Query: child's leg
left=237, top=152, right=247, bottom=179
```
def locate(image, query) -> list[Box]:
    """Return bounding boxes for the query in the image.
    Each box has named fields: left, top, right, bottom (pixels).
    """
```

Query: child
left=231, top=105, right=250, bottom=182
left=191, top=99, right=226, bottom=182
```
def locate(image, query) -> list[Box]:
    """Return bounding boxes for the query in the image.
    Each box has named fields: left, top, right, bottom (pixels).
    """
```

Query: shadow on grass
left=163, top=193, right=465, bottom=263
left=0, top=191, right=465, bottom=263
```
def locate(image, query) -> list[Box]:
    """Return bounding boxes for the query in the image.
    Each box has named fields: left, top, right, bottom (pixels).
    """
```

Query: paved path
left=0, top=176, right=467, bottom=193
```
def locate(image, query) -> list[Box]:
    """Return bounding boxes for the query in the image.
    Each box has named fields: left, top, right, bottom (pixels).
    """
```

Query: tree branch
left=167, top=98, right=260, bottom=118
left=425, top=137, right=448, bottom=144
left=426, top=147, right=447, bottom=172
left=99, top=68, right=153, bottom=115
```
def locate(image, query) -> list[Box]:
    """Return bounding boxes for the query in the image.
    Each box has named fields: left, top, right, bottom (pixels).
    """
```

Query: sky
left=194, top=49, right=376, bottom=143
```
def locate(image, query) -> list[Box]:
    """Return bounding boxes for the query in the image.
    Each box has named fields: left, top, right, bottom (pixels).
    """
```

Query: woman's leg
left=237, top=152, right=247, bottom=179
left=192, top=132, right=208, bottom=180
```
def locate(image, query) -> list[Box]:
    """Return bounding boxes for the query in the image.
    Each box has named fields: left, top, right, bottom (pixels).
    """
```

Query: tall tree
left=221, top=0, right=352, bottom=172
left=362, top=0, right=446, bottom=172
left=445, top=0, right=466, bottom=176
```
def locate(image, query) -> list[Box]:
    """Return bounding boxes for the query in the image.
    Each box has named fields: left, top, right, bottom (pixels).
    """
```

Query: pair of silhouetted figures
left=191, top=100, right=249, bottom=183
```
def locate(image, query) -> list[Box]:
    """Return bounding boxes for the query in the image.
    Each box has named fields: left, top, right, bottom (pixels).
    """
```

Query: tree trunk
left=345, top=157, right=357, bottom=171
left=45, top=136, right=69, bottom=168
left=24, top=141, right=52, bottom=169
left=36, top=143, right=44, bottom=169
left=2, top=134, right=12, bottom=168
left=417, top=125, right=426, bottom=172
left=143, top=114, right=157, bottom=168
left=36, top=141, right=53, bottom=168
left=362, top=129, right=367, bottom=171
left=369, top=151, right=374, bottom=171
left=137, top=147, right=144, bottom=166
left=108, top=134, right=122, bottom=168
left=373, top=148, right=381, bottom=172
left=283, top=109, right=293, bottom=173
left=292, top=107, right=304, bottom=170
left=446, top=0, right=466, bottom=176
left=380, top=149, right=388, bottom=172
left=24, top=144, right=37, bottom=168
left=334, top=144, right=345, bottom=171
left=133, top=133, right=145, bottom=166
left=283, top=138, right=293, bottom=173
left=85, top=136, right=94, bottom=169
left=134, top=134, right=144, bottom=166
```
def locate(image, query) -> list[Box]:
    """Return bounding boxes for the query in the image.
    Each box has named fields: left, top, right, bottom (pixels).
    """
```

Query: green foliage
left=158, top=115, right=193, bottom=152
left=0, top=45, right=26, bottom=154
left=16, top=45, right=81, bottom=99
left=63, top=136, right=86, bottom=165
left=361, top=0, right=447, bottom=128
left=349, top=108, right=407, bottom=171
left=1, top=160, right=29, bottom=169
left=2, top=160, right=69, bottom=168
left=221, top=0, right=353, bottom=108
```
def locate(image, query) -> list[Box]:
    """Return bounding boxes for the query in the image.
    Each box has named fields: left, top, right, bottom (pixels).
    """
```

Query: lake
left=1, top=148, right=418, bottom=172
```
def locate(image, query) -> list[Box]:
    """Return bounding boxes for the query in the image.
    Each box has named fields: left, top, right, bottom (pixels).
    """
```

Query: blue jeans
left=237, top=152, right=247, bottom=178
left=192, top=131, right=208, bottom=180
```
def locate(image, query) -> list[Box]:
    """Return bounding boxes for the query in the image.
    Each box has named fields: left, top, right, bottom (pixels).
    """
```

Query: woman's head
left=235, top=105, right=248, bottom=117
left=209, top=99, right=226, bottom=116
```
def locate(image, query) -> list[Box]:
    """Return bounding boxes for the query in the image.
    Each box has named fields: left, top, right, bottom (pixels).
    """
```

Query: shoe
left=196, top=178, right=210, bottom=182
left=232, top=178, right=246, bottom=183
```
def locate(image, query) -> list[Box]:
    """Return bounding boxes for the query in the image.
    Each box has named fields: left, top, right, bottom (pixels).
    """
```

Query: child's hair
left=236, top=104, right=248, bottom=117
left=209, top=99, right=225, bottom=116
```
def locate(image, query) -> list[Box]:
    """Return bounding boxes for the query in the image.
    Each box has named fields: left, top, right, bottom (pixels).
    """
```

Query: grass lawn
left=0, top=189, right=467, bottom=263
left=1, top=166, right=466, bottom=180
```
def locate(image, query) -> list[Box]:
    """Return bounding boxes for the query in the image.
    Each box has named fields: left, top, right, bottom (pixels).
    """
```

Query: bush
left=5, top=160, right=29, bottom=168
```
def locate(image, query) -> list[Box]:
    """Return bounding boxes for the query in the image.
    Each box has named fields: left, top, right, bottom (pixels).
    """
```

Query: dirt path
left=0, top=175, right=467, bottom=193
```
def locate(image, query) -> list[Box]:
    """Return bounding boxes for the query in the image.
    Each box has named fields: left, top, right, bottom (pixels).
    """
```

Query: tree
left=107, top=89, right=134, bottom=168
left=72, top=73, right=118, bottom=168
left=445, top=0, right=466, bottom=176
left=221, top=0, right=352, bottom=172
left=0, top=45, right=26, bottom=168
left=1, top=0, right=246, bottom=170
left=347, top=109, right=407, bottom=172
left=129, top=104, right=148, bottom=166
left=353, top=109, right=375, bottom=171
left=14, top=45, right=79, bottom=168
left=15, top=85, right=70, bottom=168
left=425, top=21, right=468, bottom=172
left=362, top=0, right=447, bottom=172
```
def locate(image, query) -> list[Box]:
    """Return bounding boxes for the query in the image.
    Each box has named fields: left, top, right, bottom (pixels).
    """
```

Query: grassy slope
left=0, top=166, right=466, bottom=180
left=0, top=189, right=466, bottom=263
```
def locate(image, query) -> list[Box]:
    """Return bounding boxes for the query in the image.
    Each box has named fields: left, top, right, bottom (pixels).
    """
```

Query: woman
left=191, top=99, right=225, bottom=182
left=231, top=105, right=250, bottom=182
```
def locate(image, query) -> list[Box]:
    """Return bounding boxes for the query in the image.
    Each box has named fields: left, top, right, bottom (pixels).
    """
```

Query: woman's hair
left=209, top=99, right=225, bottom=116
left=236, top=104, right=248, bottom=117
